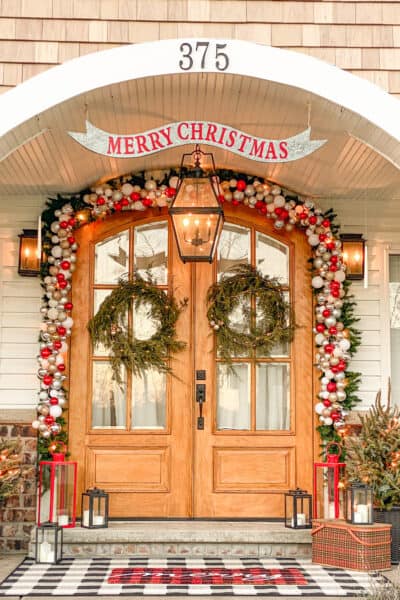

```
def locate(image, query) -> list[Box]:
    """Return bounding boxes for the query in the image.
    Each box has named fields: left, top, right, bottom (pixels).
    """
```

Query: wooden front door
left=69, top=205, right=313, bottom=518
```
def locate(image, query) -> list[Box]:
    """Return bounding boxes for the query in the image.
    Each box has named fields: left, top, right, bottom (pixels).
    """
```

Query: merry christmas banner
left=68, top=120, right=326, bottom=163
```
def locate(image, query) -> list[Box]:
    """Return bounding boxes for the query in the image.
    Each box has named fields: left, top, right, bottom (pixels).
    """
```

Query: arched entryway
left=69, top=203, right=313, bottom=518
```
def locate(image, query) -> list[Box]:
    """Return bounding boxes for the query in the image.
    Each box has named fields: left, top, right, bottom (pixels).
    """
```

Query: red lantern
left=313, top=442, right=345, bottom=520
left=37, top=443, right=77, bottom=528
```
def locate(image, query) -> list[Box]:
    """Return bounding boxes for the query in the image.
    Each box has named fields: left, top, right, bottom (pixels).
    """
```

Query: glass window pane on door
left=256, top=363, right=290, bottom=430
left=389, top=255, right=400, bottom=406
left=93, top=289, right=128, bottom=356
left=217, top=363, right=250, bottom=430
left=131, top=369, right=166, bottom=429
left=256, top=292, right=290, bottom=358
left=256, top=232, right=288, bottom=284
left=133, top=299, right=161, bottom=342
left=134, top=222, right=168, bottom=285
left=94, top=230, right=129, bottom=284
left=92, top=362, right=126, bottom=428
left=217, top=223, right=250, bottom=279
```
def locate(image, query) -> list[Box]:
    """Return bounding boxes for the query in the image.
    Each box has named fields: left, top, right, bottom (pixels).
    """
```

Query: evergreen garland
left=207, top=264, right=294, bottom=362
left=87, top=275, right=187, bottom=382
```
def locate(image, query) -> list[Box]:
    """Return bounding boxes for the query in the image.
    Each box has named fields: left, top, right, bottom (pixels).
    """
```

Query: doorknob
left=196, top=382, right=206, bottom=430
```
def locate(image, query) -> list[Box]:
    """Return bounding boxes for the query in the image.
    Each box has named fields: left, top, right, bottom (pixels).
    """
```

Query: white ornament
left=49, top=405, right=63, bottom=418
left=312, top=276, right=324, bottom=289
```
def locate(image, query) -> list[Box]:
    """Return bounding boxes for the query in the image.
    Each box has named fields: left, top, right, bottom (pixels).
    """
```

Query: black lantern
left=340, top=234, right=365, bottom=280
left=169, top=144, right=224, bottom=263
left=35, top=524, right=63, bottom=563
left=285, top=488, right=312, bottom=529
left=18, top=229, right=40, bottom=276
left=345, top=482, right=374, bottom=525
left=81, top=487, right=109, bottom=528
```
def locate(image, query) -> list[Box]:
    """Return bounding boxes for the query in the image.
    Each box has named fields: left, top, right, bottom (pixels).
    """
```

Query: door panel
left=69, top=205, right=313, bottom=518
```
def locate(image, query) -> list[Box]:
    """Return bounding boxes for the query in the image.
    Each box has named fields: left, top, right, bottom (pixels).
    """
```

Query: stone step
left=30, top=521, right=312, bottom=559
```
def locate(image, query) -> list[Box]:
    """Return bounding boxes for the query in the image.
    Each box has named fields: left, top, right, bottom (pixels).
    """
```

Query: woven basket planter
left=374, top=507, right=400, bottom=564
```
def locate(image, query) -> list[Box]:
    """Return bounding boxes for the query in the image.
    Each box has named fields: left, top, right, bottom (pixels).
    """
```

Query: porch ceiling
left=0, top=70, right=400, bottom=206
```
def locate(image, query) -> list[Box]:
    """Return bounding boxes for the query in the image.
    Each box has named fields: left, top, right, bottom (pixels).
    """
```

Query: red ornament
left=232, top=199, right=240, bottom=206
left=142, top=198, right=153, bottom=207
left=44, top=415, right=55, bottom=425
left=58, top=280, right=68, bottom=289
left=274, top=207, right=283, bottom=216
left=316, top=324, right=326, bottom=333
left=326, top=241, right=335, bottom=250
left=218, top=194, right=225, bottom=204
left=43, top=374, right=53, bottom=386
left=323, top=399, right=332, bottom=407
left=56, top=273, right=65, bottom=283
left=57, top=326, right=67, bottom=336
left=130, top=192, right=140, bottom=201
left=324, top=343, right=335, bottom=354
left=57, top=364, right=66, bottom=372
left=68, top=218, right=76, bottom=227
left=41, top=348, right=52, bottom=359
left=322, top=309, right=331, bottom=318
left=165, top=187, right=176, bottom=198
left=328, top=326, right=337, bottom=335
left=299, top=211, right=308, bottom=220
left=319, top=233, right=327, bottom=242
left=67, top=236, right=75, bottom=245
left=330, top=255, right=338, bottom=264
left=49, top=397, right=59, bottom=405
left=53, top=340, right=62, bottom=350
left=329, top=264, right=338, bottom=272
left=97, top=197, right=106, bottom=205
left=64, top=302, right=73, bottom=311
left=236, top=179, right=246, bottom=191
left=114, top=202, right=122, bottom=211
left=255, top=201, right=264, bottom=210
left=322, top=219, right=331, bottom=228
left=121, top=198, right=129, bottom=207
left=280, top=209, right=289, bottom=221
left=337, top=360, right=347, bottom=371
left=330, top=411, right=341, bottom=421
left=60, top=261, right=70, bottom=271
left=59, top=221, right=69, bottom=229
left=327, top=381, right=337, bottom=392
left=259, top=205, right=267, bottom=214
left=309, top=215, right=317, bottom=225
left=331, top=289, right=340, bottom=298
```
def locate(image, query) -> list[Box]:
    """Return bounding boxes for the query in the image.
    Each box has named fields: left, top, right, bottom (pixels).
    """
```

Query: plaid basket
left=312, top=519, right=392, bottom=571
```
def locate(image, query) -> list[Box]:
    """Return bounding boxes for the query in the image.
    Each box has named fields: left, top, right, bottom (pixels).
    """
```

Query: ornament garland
left=33, top=168, right=361, bottom=459
left=87, top=275, right=187, bottom=384
left=207, top=264, right=295, bottom=362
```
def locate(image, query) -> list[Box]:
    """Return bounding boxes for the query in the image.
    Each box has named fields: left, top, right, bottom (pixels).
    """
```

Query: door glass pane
left=217, top=363, right=250, bottom=430
left=92, top=362, right=126, bottom=428
left=132, top=369, right=166, bottom=429
left=134, top=222, right=168, bottom=284
left=93, top=289, right=127, bottom=356
left=256, top=292, right=290, bottom=358
left=217, top=223, right=250, bottom=279
left=256, top=363, right=290, bottom=430
left=256, top=232, right=288, bottom=284
left=94, top=230, right=129, bottom=284
left=133, top=300, right=160, bottom=341
left=389, top=255, right=400, bottom=406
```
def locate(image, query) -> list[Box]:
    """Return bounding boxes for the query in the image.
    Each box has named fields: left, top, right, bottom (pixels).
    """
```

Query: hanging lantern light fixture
left=168, top=144, right=224, bottom=263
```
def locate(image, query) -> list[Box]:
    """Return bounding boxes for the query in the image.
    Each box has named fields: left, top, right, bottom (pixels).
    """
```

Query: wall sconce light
left=168, top=144, right=224, bottom=263
left=18, top=229, right=40, bottom=276
left=340, top=234, right=366, bottom=280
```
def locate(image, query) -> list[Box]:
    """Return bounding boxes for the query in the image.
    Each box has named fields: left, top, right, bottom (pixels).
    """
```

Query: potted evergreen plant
left=345, top=386, right=400, bottom=564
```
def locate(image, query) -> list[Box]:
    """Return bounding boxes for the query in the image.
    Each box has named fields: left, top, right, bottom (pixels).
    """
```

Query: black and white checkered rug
left=0, top=557, right=386, bottom=596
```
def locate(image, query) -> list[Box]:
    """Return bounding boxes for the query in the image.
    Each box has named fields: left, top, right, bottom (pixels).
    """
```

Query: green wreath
left=88, top=275, right=187, bottom=382
left=206, top=264, right=295, bottom=362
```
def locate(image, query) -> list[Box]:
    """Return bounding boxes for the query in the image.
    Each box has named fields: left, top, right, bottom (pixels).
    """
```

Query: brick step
left=30, top=521, right=312, bottom=559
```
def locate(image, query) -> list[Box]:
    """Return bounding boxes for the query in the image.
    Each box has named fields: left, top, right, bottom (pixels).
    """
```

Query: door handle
left=196, top=383, right=206, bottom=429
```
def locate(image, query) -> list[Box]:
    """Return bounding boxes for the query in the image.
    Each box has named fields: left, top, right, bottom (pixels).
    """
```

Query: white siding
left=0, top=196, right=42, bottom=409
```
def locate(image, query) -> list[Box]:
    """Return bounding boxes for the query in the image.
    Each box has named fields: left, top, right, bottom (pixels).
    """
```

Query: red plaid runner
left=108, top=567, right=307, bottom=585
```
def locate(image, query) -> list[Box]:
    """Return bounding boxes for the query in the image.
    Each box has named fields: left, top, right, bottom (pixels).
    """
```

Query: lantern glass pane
left=256, top=363, right=290, bottom=430
left=314, top=465, right=345, bottom=519
left=217, top=363, right=250, bottom=430
left=94, top=230, right=129, bottom=284
left=131, top=368, right=166, bottom=429
left=172, top=212, right=221, bottom=261
left=352, top=487, right=373, bottom=523
left=19, top=236, right=40, bottom=272
left=256, top=232, right=289, bottom=284
left=92, top=362, right=126, bottom=428
left=217, top=223, right=250, bottom=279
left=134, top=222, right=168, bottom=284
left=342, top=240, right=363, bottom=277
left=174, top=178, right=219, bottom=209
left=36, top=526, right=62, bottom=563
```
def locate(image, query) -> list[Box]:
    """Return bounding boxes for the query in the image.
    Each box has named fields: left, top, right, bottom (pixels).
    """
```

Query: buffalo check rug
left=0, top=557, right=386, bottom=596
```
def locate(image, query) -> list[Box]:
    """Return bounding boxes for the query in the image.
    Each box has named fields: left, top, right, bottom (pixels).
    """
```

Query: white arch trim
left=0, top=38, right=399, bottom=141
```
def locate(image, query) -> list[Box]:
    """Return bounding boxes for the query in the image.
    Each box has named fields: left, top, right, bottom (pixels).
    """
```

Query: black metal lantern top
left=168, top=145, right=224, bottom=263
left=345, top=482, right=374, bottom=525
left=284, top=488, right=312, bottom=529
left=81, top=487, right=109, bottom=528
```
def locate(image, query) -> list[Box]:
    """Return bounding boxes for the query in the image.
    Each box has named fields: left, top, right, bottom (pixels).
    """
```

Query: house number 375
left=179, top=42, right=230, bottom=71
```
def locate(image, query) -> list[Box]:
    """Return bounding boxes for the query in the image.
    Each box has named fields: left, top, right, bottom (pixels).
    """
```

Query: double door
left=69, top=205, right=313, bottom=517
